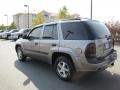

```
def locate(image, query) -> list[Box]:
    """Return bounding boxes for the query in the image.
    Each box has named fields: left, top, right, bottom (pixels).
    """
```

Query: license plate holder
left=109, top=52, right=117, bottom=60
left=104, top=41, right=111, bottom=49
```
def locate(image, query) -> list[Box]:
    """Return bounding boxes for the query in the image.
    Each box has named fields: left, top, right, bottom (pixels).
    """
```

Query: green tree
left=57, top=6, right=74, bottom=20
left=32, top=12, right=45, bottom=26
left=8, top=22, right=17, bottom=30
left=106, top=20, right=120, bottom=41
left=0, top=24, right=6, bottom=30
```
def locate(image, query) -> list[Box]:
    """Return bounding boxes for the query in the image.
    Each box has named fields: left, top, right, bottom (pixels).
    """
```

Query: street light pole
left=91, top=0, right=93, bottom=20
left=24, top=5, right=29, bottom=28
left=32, top=10, right=35, bottom=22
left=4, top=14, right=8, bottom=30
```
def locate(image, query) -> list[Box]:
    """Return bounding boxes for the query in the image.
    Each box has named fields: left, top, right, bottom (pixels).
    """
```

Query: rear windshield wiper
left=65, top=30, right=74, bottom=39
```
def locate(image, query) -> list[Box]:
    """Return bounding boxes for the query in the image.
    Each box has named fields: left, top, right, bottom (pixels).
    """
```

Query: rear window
left=61, top=21, right=111, bottom=40
left=84, top=21, right=111, bottom=39
left=11, top=30, right=19, bottom=33
left=61, top=22, right=91, bottom=40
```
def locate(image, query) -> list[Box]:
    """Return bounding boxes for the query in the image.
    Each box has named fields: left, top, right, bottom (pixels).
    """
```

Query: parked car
left=15, top=19, right=117, bottom=81
left=1, top=30, right=9, bottom=39
left=0, top=30, right=4, bottom=33
left=10, top=28, right=30, bottom=40
left=0, top=30, right=4, bottom=39
left=2, top=29, right=19, bottom=40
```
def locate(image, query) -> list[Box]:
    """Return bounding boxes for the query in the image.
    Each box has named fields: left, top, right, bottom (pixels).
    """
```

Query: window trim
left=28, top=26, right=43, bottom=39
left=42, top=24, right=58, bottom=40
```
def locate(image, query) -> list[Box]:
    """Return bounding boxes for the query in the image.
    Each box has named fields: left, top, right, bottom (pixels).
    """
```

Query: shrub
left=105, top=20, right=120, bottom=42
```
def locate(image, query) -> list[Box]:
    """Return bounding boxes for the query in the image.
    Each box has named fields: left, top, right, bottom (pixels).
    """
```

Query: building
left=13, top=11, right=80, bottom=29
left=13, top=13, right=36, bottom=29
left=13, top=11, right=56, bottom=29
left=41, top=10, right=57, bottom=22
left=72, top=13, right=80, bottom=19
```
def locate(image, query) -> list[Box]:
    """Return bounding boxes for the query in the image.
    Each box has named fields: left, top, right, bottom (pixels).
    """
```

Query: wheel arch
left=52, top=52, right=76, bottom=71
left=15, top=44, right=21, bottom=51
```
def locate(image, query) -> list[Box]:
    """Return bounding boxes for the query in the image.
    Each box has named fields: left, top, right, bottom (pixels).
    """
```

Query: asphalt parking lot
left=0, top=39, right=120, bottom=90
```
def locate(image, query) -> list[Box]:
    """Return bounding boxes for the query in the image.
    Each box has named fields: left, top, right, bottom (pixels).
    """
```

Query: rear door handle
left=51, top=44, right=57, bottom=46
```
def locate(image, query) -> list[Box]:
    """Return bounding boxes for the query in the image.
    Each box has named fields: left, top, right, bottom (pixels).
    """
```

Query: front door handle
left=35, top=42, right=38, bottom=45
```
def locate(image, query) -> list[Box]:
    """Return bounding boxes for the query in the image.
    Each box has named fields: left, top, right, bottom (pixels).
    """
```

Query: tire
left=54, top=56, right=75, bottom=81
left=16, top=46, right=26, bottom=61
left=6, top=35, right=9, bottom=40
left=18, top=35, right=22, bottom=39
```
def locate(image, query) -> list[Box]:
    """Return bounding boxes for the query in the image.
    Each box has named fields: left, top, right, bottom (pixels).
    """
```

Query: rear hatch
left=84, top=21, right=113, bottom=58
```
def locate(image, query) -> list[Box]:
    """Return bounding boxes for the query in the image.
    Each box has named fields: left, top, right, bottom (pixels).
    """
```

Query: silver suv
left=15, top=20, right=117, bottom=81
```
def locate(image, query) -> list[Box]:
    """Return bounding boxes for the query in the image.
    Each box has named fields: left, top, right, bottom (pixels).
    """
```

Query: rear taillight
left=85, top=43, right=96, bottom=58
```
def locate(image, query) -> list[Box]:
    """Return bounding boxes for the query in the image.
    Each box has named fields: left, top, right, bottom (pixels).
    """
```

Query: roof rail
left=45, top=20, right=58, bottom=23
left=44, top=17, right=92, bottom=23
left=60, top=18, right=81, bottom=21
left=60, top=17, right=92, bottom=21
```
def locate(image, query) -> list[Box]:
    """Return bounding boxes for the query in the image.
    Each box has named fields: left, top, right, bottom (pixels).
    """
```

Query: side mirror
left=22, top=35, right=29, bottom=39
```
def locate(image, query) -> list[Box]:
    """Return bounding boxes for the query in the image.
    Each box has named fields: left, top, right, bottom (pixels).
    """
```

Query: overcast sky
left=0, top=0, right=120, bottom=25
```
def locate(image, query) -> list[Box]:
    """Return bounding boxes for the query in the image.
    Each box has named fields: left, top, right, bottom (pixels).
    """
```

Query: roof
left=34, top=18, right=99, bottom=28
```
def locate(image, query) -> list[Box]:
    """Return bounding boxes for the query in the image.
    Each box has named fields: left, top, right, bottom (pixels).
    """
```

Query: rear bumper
left=2, top=35, right=7, bottom=39
left=75, top=49, right=117, bottom=71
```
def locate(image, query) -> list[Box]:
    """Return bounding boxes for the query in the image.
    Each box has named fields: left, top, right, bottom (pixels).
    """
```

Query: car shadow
left=9, top=40, right=16, bottom=42
left=0, top=39, right=7, bottom=41
left=14, top=59, right=120, bottom=90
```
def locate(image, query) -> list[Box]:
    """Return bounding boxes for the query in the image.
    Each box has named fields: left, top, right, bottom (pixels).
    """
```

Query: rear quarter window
left=84, top=21, right=111, bottom=39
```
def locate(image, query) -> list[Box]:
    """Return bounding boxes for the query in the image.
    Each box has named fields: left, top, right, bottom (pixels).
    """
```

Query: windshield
left=0, top=31, right=3, bottom=33
left=3, top=30, right=9, bottom=33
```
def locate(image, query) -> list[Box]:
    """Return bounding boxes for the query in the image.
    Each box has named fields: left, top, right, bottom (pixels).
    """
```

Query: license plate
left=109, top=53, right=117, bottom=60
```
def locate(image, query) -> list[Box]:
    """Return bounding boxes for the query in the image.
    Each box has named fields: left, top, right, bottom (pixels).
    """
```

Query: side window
left=43, top=24, right=58, bottom=40
left=29, top=26, right=43, bottom=39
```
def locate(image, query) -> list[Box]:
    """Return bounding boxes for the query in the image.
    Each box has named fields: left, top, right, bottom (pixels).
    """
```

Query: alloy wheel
left=57, top=61, right=70, bottom=78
